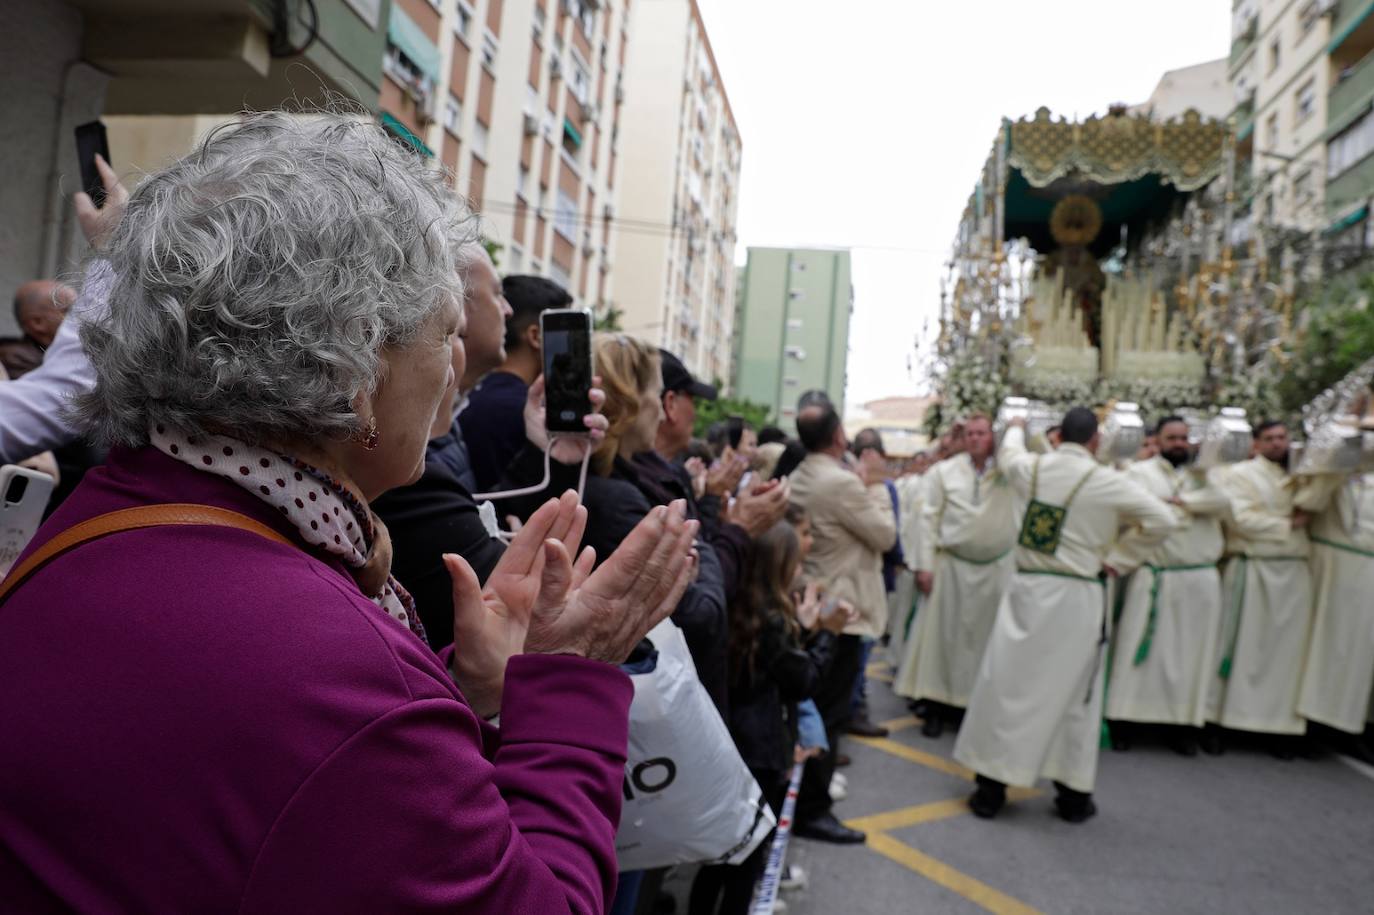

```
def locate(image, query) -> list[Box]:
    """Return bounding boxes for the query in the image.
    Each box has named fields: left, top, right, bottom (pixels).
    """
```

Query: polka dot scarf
left=149, top=425, right=426, bottom=642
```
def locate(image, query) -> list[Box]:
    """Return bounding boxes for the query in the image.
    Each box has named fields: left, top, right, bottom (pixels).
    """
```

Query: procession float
left=927, top=104, right=1374, bottom=468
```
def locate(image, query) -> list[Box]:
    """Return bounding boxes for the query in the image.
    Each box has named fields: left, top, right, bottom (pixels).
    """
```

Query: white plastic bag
left=615, top=618, right=776, bottom=871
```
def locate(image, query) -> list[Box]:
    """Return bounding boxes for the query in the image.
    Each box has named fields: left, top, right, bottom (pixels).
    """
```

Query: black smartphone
left=726, top=414, right=745, bottom=449
left=540, top=309, right=593, bottom=433
left=74, top=121, right=110, bottom=208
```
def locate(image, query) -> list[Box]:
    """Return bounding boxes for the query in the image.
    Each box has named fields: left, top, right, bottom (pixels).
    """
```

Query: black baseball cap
left=658, top=348, right=717, bottom=401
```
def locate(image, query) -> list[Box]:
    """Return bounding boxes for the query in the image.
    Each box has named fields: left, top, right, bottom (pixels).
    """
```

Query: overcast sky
left=695, top=0, right=1232, bottom=409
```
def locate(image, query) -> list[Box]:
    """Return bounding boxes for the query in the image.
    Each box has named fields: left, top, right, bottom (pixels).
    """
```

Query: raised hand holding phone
left=540, top=309, right=593, bottom=434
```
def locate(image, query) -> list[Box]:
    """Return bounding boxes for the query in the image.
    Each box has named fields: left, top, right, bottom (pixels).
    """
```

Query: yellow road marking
left=879, top=714, right=920, bottom=733
left=851, top=735, right=976, bottom=780
left=845, top=797, right=970, bottom=832
left=864, top=831, right=1046, bottom=915
left=868, top=668, right=894, bottom=683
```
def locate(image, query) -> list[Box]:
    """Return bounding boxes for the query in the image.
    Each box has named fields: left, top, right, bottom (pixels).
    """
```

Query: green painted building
left=732, top=247, right=852, bottom=432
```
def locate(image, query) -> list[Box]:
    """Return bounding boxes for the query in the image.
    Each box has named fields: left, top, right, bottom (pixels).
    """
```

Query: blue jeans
left=850, top=636, right=875, bottom=715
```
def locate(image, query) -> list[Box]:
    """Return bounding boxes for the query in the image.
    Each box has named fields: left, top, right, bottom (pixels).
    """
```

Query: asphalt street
left=766, top=649, right=1374, bottom=915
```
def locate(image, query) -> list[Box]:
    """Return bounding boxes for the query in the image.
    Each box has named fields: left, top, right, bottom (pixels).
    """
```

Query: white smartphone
left=0, top=466, right=55, bottom=577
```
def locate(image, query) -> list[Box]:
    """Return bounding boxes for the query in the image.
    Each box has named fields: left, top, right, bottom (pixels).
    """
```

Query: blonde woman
left=580, top=335, right=729, bottom=710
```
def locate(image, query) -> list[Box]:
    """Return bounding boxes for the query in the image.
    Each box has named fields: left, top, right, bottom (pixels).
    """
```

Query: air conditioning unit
left=603, top=203, right=615, bottom=218
left=550, top=57, right=563, bottom=78
left=522, top=113, right=539, bottom=135
left=581, top=103, right=599, bottom=123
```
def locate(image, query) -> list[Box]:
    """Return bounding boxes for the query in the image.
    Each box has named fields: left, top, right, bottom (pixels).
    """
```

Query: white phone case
left=0, top=466, right=55, bottom=577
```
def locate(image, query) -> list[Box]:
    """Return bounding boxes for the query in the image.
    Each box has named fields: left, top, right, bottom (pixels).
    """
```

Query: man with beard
left=1208, top=420, right=1313, bottom=756
left=895, top=414, right=1016, bottom=738
left=1105, top=416, right=1230, bottom=755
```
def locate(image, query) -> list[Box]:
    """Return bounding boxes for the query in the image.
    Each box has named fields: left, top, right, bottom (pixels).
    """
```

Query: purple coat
left=0, top=445, right=631, bottom=913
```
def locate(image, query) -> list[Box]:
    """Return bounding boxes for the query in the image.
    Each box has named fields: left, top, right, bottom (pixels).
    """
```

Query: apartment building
left=732, top=248, right=852, bottom=432
left=380, top=0, right=629, bottom=305
left=1229, top=0, right=1336, bottom=233
left=612, top=0, right=742, bottom=384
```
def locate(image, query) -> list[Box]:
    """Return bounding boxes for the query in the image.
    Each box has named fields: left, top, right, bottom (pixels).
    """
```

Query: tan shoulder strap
left=0, top=503, right=295, bottom=605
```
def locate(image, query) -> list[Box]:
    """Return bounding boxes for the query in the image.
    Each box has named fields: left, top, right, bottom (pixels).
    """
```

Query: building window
left=562, top=119, right=583, bottom=158
left=517, top=165, right=530, bottom=200
left=456, top=1, right=474, bottom=40
left=1298, top=0, right=1320, bottom=36
left=1329, top=110, right=1374, bottom=177
left=1295, top=78, right=1316, bottom=124
left=1268, top=38, right=1280, bottom=74
left=1293, top=168, right=1313, bottom=203
left=570, top=51, right=592, bottom=106
left=1265, top=112, right=1279, bottom=151
left=481, top=31, right=499, bottom=70
left=550, top=261, right=572, bottom=291
left=443, top=95, right=462, bottom=133
left=473, top=121, right=489, bottom=160
left=554, top=189, right=578, bottom=241
left=567, top=0, right=596, bottom=39
left=532, top=3, right=545, bottom=42
left=509, top=244, right=525, bottom=273
left=384, top=43, right=430, bottom=93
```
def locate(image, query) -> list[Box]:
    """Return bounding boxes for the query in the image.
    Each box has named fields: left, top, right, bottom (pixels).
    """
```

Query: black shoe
left=907, top=698, right=929, bottom=717
left=1270, top=736, right=1299, bottom=760
left=793, top=812, right=866, bottom=845
left=1349, top=736, right=1374, bottom=765
left=1109, top=724, right=1132, bottom=752
left=847, top=717, right=890, bottom=738
left=921, top=715, right=944, bottom=738
left=968, top=775, right=1006, bottom=819
left=1168, top=730, right=1200, bottom=757
left=1053, top=782, right=1097, bottom=824
left=1200, top=724, right=1225, bottom=756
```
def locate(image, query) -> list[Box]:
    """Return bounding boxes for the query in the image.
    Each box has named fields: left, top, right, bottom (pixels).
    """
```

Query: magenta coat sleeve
left=238, top=654, right=631, bottom=913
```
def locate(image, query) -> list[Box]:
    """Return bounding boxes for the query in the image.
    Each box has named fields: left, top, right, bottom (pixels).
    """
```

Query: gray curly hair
left=74, top=111, right=477, bottom=447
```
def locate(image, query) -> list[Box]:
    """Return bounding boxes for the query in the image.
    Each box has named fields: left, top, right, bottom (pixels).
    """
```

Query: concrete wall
left=0, top=0, right=107, bottom=335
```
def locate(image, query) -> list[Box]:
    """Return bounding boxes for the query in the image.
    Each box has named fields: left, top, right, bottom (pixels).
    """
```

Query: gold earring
left=355, top=415, right=380, bottom=451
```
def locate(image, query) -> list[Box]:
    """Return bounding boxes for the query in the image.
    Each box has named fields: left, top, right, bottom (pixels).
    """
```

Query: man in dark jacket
left=461, top=275, right=573, bottom=491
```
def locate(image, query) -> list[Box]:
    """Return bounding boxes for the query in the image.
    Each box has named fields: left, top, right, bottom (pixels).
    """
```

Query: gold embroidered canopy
left=958, top=106, right=1232, bottom=261
left=1008, top=107, right=1228, bottom=192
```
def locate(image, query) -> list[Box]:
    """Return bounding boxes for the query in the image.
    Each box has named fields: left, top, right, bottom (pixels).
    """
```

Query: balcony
left=1328, top=49, right=1374, bottom=138
left=1329, top=0, right=1374, bottom=56
left=1229, top=14, right=1258, bottom=73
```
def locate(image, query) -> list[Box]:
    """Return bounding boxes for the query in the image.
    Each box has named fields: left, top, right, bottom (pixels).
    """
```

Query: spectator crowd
left=0, top=111, right=1371, bottom=915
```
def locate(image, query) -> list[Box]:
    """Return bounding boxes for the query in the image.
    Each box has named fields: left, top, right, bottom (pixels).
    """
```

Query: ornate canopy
left=960, top=106, right=1231, bottom=260
left=1008, top=107, right=1227, bottom=192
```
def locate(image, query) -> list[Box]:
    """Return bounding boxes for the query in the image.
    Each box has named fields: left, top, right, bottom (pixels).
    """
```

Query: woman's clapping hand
left=445, top=493, right=698, bottom=717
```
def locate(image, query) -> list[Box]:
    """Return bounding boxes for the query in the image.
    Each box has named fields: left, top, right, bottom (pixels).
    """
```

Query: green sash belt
left=1016, top=567, right=1103, bottom=584
left=1218, top=554, right=1309, bottom=677
left=1311, top=536, right=1374, bottom=559
left=942, top=546, right=1013, bottom=566
left=1132, top=563, right=1218, bottom=666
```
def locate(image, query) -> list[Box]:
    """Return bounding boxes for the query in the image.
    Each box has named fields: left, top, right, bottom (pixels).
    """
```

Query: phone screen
left=726, top=414, right=745, bottom=449
left=541, top=309, right=593, bottom=433
left=74, top=121, right=110, bottom=209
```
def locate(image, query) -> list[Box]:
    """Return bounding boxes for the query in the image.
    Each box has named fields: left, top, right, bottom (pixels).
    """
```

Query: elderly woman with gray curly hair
left=0, top=112, right=698, bottom=913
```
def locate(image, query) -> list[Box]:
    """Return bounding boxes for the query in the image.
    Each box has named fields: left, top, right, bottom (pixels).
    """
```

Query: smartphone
left=540, top=309, right=594, bottom=433
left=75, top=121, right=110, bottom=208
left=0, top=466, right=55, bottom=578
left=726, top=414, right=745, bottom=449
